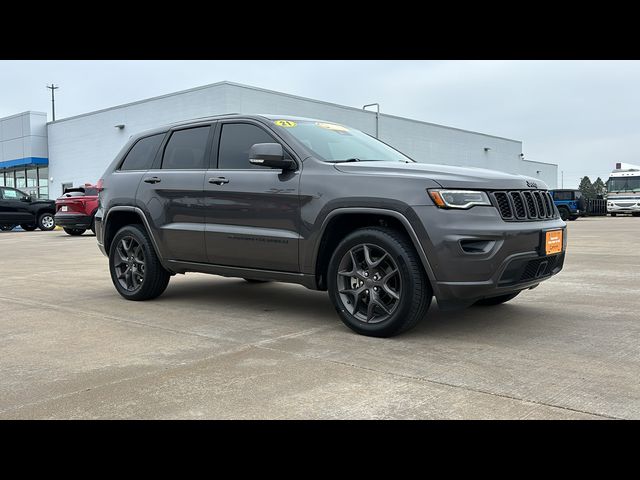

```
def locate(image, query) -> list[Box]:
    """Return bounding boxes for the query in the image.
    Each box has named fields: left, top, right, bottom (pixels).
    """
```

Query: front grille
left=491, top=190, right=557, bottom=221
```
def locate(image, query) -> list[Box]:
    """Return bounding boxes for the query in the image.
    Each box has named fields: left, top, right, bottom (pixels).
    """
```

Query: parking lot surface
left=1, top=217, right=639, bottom=419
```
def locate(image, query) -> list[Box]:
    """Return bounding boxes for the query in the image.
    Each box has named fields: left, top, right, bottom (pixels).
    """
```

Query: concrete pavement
left=1, top=216, right=638, bottom=419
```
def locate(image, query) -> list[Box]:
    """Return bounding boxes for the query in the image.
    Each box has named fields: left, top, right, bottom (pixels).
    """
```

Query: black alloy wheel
left=336, top=243, right=402, bottom=324
left=327, top=227, right=432, bottom=337
left=113, top=236, right=146, bottom=293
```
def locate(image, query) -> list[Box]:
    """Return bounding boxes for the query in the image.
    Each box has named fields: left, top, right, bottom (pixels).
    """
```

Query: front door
left=0, top=187, right=33, bottom=224
left=136, top=125, right=213, bottom=263
left=204, top=121, right=300, bottom=272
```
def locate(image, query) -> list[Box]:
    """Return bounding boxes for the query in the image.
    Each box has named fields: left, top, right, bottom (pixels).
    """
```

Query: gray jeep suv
left=96, top=114, right=566, bottom=337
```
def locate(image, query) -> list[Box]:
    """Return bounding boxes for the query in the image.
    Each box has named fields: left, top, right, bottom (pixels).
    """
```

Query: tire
left=109, top=224, right=170, bottom=301
left=64, top=228, right=86, bottom=236
left=610, top=213, right=617, bottom=217
left=475, top=291, right=521, bottom=306
left=632, top=213, right=640, bottom=217
left=327, top=227, right=432, bottom=338
left=558, top=207, right=570, bottom=221
left=20, top=224, right=36, bottom=231
left=38, top=212, right=55, bottom=231
left=0, top=225, right=14, bottom=231
left=90, top=217, right=96, bottom=235
left=243, top=278, right=269, bottom=283
left=568, top=215, right=578, bottom=221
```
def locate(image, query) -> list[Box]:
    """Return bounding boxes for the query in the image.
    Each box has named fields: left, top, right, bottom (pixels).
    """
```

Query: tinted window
left=553, top=191, right=573, bottom=201
left=218, top=123, right=278, bottom=169
left=162, top=127, right=210, bottom=170
left=62, top=188, right=98, bottom=197
left=120, top=134, right=164, bottom=171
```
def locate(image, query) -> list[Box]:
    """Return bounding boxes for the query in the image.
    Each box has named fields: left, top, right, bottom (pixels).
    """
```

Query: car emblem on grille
left=526, top=181, right=538, bottom=188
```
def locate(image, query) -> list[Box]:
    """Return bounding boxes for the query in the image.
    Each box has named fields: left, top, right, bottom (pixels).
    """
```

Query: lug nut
left=373, top=286, right=379, bottom=292
left=364, top=272, right=369, bottom=277
left=365, top=290, right=369, bottom=294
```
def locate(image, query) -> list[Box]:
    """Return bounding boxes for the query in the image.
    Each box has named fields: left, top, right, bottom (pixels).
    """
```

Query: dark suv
left=96, top=115, right=566, bottom=337
left=0, top=187, right=56, bottom=231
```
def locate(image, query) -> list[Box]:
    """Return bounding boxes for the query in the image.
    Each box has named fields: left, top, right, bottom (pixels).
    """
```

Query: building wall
left=46, top=81, right=557, bottom=198
left=0, top=111, right=48, bottom=163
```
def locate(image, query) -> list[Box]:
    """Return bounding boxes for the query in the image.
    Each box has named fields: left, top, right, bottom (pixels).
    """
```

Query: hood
left=333, top=161, right=547, bottom=190
left=32, top=198, right=55, bottom=207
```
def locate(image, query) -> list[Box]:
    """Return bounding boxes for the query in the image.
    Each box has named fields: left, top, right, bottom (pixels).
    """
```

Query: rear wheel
left=327, top=227, right=431, bottom=338
left=64, top=228, right=86, bottom=236
left=475, top=291, right=521, bottom=306
left=20, top=224, right=36, bottom=231
left=38, top=212, right=55, bottom=231
left=109, top=224, right=170, bottom=301
left=558, top=207, right=570, bottom=221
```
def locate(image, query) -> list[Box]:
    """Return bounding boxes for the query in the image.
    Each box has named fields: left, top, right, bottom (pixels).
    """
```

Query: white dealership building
left=0, top=81, right=558, bottom=199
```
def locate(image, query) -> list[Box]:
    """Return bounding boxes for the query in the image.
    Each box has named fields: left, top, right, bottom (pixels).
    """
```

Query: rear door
left=136, top=123, right=213, bottom=263
left=204, top=120, right=300, bottom=272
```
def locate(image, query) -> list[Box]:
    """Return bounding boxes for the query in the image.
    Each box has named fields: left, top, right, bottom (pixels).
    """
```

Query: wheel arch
left=313, top=208, right=438, bottom=294
left=103, top=207, right=164, bottom=266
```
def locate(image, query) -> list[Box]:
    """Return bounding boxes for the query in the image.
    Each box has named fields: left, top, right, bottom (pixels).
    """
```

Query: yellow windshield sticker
left=315, top=122, right=348, bottom=132
left=275, top=120, right=297, bottom=128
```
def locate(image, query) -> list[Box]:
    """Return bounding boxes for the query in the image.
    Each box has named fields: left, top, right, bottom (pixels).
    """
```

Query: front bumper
left=607, top=205, right=640, bottom=213
left=54, top=213, right=93, bottom=229
left=409, top=205, right=567, bottom=309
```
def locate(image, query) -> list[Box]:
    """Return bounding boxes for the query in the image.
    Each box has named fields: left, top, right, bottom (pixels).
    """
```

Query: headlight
left=428, top=189, right=492, bottom=209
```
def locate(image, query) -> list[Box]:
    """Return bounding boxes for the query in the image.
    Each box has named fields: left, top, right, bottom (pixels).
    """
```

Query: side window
left=554, top=191, right=570, bottom=201
left=120, top=134, right=164, bottom=171
left=2, top=188, right=20, bottom=200
left=162, top=126, right=211, bottom=170
left=218, top=123, right=280, bottom=170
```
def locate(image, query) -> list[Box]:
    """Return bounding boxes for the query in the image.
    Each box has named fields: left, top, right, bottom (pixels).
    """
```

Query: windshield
left=607, top=176, right=640, bottom=192
left=271, top=119, right=413, bottom=162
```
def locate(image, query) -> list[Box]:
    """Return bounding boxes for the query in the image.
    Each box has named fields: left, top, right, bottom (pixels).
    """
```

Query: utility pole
left=362, top=103, right=380, bottom=138
left=46, top=84, right=59, bottom=121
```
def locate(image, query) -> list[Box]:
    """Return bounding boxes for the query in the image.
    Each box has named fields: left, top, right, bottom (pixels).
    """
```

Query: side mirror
left=249, top=143, right=296, bottom=170
left=21, top=195, right=32, bottom=202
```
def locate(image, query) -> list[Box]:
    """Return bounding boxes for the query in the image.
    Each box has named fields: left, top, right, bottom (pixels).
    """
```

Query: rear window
left=62, top=188, right=98, bottom=197
left=120, top=133, right=165, bottom=171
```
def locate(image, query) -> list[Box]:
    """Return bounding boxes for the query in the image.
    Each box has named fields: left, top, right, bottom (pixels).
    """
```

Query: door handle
left=143, top=177, right=161, bottom=184
left=209, top=177, right=230, bottom=185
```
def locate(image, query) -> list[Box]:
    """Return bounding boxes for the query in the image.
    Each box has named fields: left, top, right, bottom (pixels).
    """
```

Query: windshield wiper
left=338, top=158, right=362, bottom=163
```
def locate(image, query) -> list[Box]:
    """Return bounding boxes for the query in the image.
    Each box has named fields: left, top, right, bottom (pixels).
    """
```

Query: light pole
left=47, top=84, right=59, bottom=121
left=362, top=103, right=380, bottom=138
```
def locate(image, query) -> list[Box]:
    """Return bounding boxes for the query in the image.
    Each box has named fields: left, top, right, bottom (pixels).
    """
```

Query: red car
left=54, top=183, right=100, bottom=236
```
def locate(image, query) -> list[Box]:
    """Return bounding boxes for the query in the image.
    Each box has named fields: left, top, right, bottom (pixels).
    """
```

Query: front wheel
left=475, top=291, right=521, bottom=306
left=109, top=224, right=170, bottom=301
left=38, top=212, right=55, bottom=231
left=64, top=228, right=86, bottom=236
left=327, top=227, right=432, bottom=338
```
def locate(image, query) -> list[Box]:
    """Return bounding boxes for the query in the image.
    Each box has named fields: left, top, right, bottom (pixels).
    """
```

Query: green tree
left=578, top=176, right=596, bottom=199
left=593, top=177, right=606, bottom=197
